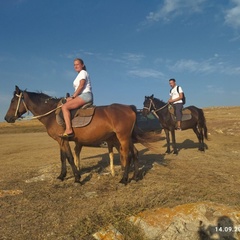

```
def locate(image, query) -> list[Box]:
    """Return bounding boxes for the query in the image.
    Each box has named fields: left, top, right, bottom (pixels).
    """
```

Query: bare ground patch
left=0, top=106, right=240, bottom=239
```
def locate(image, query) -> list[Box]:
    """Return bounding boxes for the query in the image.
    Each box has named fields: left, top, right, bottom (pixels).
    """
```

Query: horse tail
left=129, top=106, right=161, bottom=151
left=132, top=125, right=160, bottom=150
left=198, top=108, right=208, bottom=140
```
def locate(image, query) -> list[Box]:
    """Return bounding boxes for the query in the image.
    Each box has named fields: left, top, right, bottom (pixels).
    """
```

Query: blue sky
left=1, top=0, right=240, bottom=121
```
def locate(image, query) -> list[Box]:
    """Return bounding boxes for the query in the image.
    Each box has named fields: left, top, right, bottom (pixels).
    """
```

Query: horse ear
left=15, top=85, right=20, bottom=94
left=150, top=94, right=154, bottom=98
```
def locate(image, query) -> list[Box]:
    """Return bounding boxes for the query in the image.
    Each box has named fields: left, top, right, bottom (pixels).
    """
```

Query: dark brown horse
left=142, top=95, right=208, bottom=154
left=4, top=86, right=138, bottom=184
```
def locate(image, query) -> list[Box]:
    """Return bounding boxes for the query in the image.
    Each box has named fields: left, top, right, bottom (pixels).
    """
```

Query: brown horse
left=143, top=95, right=208, bottom=154
left=4, top=86, right=138, bottom=184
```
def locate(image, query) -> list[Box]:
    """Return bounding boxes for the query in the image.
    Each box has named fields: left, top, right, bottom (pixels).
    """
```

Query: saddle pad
left=72, top=116, right=93, bottom=128
left=182, top=108, right=191, bottom=115
left=75, top=107, right=95, bottom=117
left=170, top=114, right=192, bottom=122
left=56, top=115, right=93, bottom=128
left=55, top=103, right=95, bottom=128
left=181, top=114, right=192, bottom=121
left=168, top=106, right=192, bottom=122
left=168, top=106, right=191, bottom=115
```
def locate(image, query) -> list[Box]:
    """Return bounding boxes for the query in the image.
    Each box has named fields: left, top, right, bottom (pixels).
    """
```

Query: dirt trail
left=0, top=107, right=240, bottom=239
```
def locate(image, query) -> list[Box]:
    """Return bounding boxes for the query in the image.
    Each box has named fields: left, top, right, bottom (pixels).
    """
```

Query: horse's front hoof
left=198, top=148, right=205, bottom=152
left=74, top=180, right=81, bottom=185
left=173, top=151, right=178, bottom=155
left=119, top=178, right=128, bottom=185
left=165, top=150, right=171, bottom=154
left=132, top=174, right=139, bottom=182
left=57, top=176, right=65, bottom=181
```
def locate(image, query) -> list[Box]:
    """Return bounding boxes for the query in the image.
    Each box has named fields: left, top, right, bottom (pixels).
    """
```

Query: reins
left=15, top=91, right=63, bottom=120
left=154, top=103, right=169, bottom=112
left=143, top=99, right=169, bottom=119
left=30, top=105, right=63, bottom=120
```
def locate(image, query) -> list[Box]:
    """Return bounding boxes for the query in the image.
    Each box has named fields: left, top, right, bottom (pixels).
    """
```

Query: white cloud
left=122, top=53, right=145, bottom=65
left=128, top=69, right=165, bottom=79
left=206, top=85, right=225, bottom=94
left=169, top=58, right=216, bottom=73
left=144, top=0, right=206, bottom=23
left=225, top=0, right=240, bottom=28
left=63, top=70, right=76, bottom=80
left=169, top=57, right=240, bottom=76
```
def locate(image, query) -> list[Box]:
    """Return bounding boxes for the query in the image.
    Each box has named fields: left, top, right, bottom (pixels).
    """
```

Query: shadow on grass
left=80, top=148, right=166, bottom=185
left=162, top=138, right=209, bottom=153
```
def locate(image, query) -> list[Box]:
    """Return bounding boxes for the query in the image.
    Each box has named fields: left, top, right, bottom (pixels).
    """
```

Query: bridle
left=143, top=98, right=169, bottom=119
left=15, top=92, right=29, bottom=117
left=14, top=91, right=63, bottom=120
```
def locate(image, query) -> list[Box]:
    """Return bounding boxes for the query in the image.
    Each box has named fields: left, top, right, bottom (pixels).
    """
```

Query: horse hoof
left=57, top=176, right=65, bottom=181
left=132, top=175, right=139, bottom=182
left=74, top=180, right=82, bottom=186
left=131, top=178, right=139, bottom=183
left=119, top=178, right=128, bottom=185
left=173, top=151, right=178, bottom=155
left=165, top=150, right=171, bottom=154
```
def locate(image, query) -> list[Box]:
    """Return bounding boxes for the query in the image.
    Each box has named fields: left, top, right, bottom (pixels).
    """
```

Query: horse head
left=142, top=94, right=155, bottom=116
left=4, top=86, right=28, bottom=123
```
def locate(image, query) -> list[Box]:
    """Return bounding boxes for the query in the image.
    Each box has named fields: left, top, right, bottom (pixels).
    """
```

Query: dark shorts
left=173, top=103, right=183, bottom=121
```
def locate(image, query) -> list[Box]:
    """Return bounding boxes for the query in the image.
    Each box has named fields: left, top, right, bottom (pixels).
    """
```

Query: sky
left=1, top=0, right=240, bottom=121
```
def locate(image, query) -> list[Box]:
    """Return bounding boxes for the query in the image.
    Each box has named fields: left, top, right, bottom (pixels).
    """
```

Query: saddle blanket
left=55, top=100, right=96, bottom=127
left=168, top=105, right=192, bottom=121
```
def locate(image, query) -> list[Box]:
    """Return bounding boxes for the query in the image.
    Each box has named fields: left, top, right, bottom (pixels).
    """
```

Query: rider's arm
left=72, top=79, right=86, bottom=98
left=168, top=92, right=183, bottom=103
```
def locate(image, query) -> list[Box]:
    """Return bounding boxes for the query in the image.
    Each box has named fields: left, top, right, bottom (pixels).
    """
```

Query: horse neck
left=153, top=98, right=167, bottom=110
left=24, top=91, right=58, bottom=125
left=153, top=98, right=169, bottom=117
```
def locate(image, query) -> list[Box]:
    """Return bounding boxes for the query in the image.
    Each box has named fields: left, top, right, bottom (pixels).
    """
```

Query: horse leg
left=193, top=126, right=204, bottom=151
left=164, top=129, right=171, bottom=154
left=107, top=141, right=115, bottom=177
left=119, top=140, right=131, bottom=185
left=63, top=141, right=81, bottom=183
left=131, top=144, right=139, bottom=181
left=199, top=128, right=205, bottom=151
left=57, top=149, right=67, bottom=181
left=171, top=129, right=178, bottom=154
left=74, top=142, right=82, bottom=171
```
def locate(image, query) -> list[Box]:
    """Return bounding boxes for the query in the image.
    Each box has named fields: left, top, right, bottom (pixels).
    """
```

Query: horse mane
left=152, top=97, right=167, bottom=108
left=36, top=91, right=59, bottom=99
left=28, top=91, right=61, bottom=104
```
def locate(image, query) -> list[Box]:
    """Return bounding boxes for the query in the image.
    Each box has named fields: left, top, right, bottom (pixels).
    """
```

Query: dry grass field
left=0, top=106, right=240, bottom=239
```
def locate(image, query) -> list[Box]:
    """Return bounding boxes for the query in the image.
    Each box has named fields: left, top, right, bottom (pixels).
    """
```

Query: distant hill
left=1, top=106, right=240, bottom=136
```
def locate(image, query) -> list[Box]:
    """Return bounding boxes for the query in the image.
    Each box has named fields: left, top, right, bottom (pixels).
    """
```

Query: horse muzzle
left=4, top=115, right=17, bottom=123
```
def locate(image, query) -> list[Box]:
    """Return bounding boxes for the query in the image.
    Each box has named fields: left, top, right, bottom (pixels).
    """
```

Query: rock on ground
left=129, top=202, right=240, bottom=240
left=93, top=202, right=240, bottom=240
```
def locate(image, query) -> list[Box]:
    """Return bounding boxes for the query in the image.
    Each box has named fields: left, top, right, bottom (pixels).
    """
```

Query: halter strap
left=15, top=91, right=63, bottom=120
left=15, top=92, right=29, bottom=117
left=143, top=98, right=169, bottom=115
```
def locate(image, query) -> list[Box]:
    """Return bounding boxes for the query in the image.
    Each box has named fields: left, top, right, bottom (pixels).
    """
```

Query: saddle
left=56, top=99, right=96, bottom=128
left=168, top=105, right=192, bottom=122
